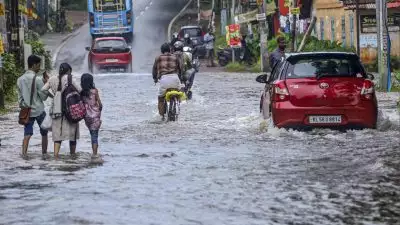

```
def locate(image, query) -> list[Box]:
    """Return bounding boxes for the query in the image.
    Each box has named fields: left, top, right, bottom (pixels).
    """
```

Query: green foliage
left=25, top=30, right=52, bottom=70
left=1, top=53, right=23, bottom=100
left=225, top=62, right=247, bottom=72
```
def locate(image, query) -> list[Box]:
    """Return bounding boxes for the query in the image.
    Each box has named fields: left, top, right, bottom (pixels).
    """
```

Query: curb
left=167, top=0, right=193, bottom=42
left=51, top=27, right=83, bottom=68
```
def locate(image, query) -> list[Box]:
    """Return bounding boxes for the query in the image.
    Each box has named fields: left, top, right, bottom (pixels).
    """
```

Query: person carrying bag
left=18, top=75, right=37, bottom=125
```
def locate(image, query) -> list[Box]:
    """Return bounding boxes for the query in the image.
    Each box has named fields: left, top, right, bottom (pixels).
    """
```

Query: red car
left=256, top=52, right=378, bottom=130
left=86, top=37, right=132, bottom=73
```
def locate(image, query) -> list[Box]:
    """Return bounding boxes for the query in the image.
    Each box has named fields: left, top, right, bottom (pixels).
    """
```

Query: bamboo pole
left=297, top=16, right=317, bottom=52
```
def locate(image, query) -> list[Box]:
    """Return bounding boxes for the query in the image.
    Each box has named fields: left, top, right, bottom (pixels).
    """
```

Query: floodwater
left=0, top=71, right=399, bottom=225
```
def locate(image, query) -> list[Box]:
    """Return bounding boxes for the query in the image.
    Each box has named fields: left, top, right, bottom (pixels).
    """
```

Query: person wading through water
left=17, top=55, right=50, bottom=158
left=42, top=63, right=82, bottom=159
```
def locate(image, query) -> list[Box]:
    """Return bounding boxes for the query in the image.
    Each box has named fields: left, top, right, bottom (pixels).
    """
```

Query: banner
left=226, top=24, right=241, bottom=47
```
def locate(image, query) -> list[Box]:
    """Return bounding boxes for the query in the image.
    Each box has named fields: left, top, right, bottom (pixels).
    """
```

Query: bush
left=2, top=53, right=24, bottom=101
left=225, top=62, right=247, bottom=72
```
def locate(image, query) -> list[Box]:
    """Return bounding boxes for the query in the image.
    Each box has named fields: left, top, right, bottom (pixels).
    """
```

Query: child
left=81, top=73, right=103, bottom=159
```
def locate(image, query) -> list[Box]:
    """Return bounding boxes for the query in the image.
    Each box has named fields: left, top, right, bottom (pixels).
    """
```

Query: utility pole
left=10, top=0, right=21, bottom=65
left=376, top=0, right=389, bottom=91
left=291, top=0, right=297, bottom=52
left=231, top=0, right=235, bottom=24
left=258, top=0, right=268, bottom=72
left=198, top=0, right=200, bottom=25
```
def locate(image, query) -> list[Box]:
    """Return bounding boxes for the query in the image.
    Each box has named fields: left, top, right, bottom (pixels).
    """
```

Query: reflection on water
left=0, top=72, right=399, bottom=225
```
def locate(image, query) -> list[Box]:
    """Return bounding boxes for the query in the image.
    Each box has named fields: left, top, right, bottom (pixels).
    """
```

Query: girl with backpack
left=42, top=63, right=82, bottom=159
left=80, top=73, right=103, bottom=159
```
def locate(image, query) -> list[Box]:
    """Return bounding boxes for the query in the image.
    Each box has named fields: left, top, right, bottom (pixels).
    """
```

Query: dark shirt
left=269, top=48, right=285, bottom=69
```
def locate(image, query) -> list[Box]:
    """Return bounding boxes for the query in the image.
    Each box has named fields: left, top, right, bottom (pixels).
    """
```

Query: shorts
left=158, top=74, right=181, bottom=97
left=24, top=112, right=48, bottom=136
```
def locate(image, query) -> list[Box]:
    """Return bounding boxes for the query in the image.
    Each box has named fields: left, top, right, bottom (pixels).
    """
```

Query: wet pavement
left=1, top=0, right=400, bottom=224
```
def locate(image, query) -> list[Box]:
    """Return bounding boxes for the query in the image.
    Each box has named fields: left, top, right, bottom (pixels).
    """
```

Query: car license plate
left=106, top=59, right=118, bottom=63
left=309, top=115, right=342, bottom=124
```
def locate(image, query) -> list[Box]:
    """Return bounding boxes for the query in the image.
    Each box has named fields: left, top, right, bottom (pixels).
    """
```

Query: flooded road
left=1, top=0, right=400, bottom=224
left=1, top=71, right=399, bottom=224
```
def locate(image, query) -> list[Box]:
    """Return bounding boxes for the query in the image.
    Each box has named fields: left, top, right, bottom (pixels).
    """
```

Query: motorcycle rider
left=173, top=41, right=195, bottom=97
left=183, top=33, right=193, bottom=48
left=152, top=43, right=184, bottom=120
left=170, top=32, right=179, bottom=48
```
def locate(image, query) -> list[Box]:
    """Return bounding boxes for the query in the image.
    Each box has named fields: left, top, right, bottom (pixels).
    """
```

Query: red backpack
left=62, top=74, right=86, bottom=123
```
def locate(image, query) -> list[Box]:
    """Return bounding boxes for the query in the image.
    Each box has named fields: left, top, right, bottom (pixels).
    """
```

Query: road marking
left=145, top=6, right=149, bottom=11
left=135, top=16, right=139, bottom=20
left=150, top=1, right=153, bottom=6
left=140, top=11, right=144, bottom=15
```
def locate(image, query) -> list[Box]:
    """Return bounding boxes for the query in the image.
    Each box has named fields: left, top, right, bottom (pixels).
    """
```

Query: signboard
left=280, top=0, right=290, bottom=16
left=360, top=34, right=378, bottom=64
left=360, top=14, right=400, bottom=33
left=256, top=13, right=266, bottom=21
left=0, top=35, right=4, bottom=54
left=226, top=24, right=241, bottom=47
left=290, top=7, right=300, bottom=15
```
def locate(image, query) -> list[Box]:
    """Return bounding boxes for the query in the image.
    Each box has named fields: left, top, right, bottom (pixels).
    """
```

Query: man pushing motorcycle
left=152, top=43, right=184, bottom=120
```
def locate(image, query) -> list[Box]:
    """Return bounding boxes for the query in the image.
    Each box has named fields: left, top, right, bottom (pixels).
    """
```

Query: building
left=312, top=0, right=399, bottom=65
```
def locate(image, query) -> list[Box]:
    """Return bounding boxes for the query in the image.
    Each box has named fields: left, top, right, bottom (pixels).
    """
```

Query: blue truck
left=87, top=0, right=134, bottom=42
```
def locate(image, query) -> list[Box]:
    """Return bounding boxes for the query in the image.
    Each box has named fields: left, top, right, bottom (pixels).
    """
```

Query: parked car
left=86, top=37, right=132, bottom=73
left=178, top=25, right=207, bottom=58
left=256, top=52, right=378, bottom=130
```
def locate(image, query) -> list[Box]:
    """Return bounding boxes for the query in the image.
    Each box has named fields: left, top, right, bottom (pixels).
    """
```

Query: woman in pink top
left=81, top=73, right=102, bottom=158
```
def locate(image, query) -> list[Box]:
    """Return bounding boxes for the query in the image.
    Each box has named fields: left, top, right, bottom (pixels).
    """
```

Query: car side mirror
left=256, top=74, right=269, bottom=83
left=367, top=73, right=375, bottom=80
left=85, top=47, right=91, bottom=51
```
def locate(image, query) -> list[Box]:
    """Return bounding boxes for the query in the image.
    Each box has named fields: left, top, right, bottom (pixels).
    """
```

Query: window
left=331, top=17, right=335, bottom=41
left=320, top=18, right=324, bottom=40
left=183, top=28, right=202, bottom=37
left=268, top=62, right=283, bottom=83
left=349, top=14, right=354, bottom=48
left=286, top=54, right=365, bottom=79
left=341, top=16, right=346, bottom=47
left=94, top=39, right=127, bottom=49
left=94, top=0, right=126, bottom=12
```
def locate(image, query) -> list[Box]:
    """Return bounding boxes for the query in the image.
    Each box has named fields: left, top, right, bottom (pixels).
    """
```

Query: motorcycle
left=182, top=46, right=200, bottom=100
left=217, top=46, right=255, bottom=66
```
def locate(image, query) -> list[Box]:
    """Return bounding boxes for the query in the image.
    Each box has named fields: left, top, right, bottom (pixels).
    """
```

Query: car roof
left=180, top=25, right=202, bottom=30
left=95, top=37, right=126, bottom=41
left=285, top=51, right=357, bottom=59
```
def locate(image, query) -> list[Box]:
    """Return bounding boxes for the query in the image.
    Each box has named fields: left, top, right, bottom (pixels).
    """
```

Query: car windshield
left=94, top=39, right=127, bottom=49
left=184, top=28, right=202, bottom=37
left=94, top=0, right=126, bottom=12
left=286, top=54, right=365, bottom=79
